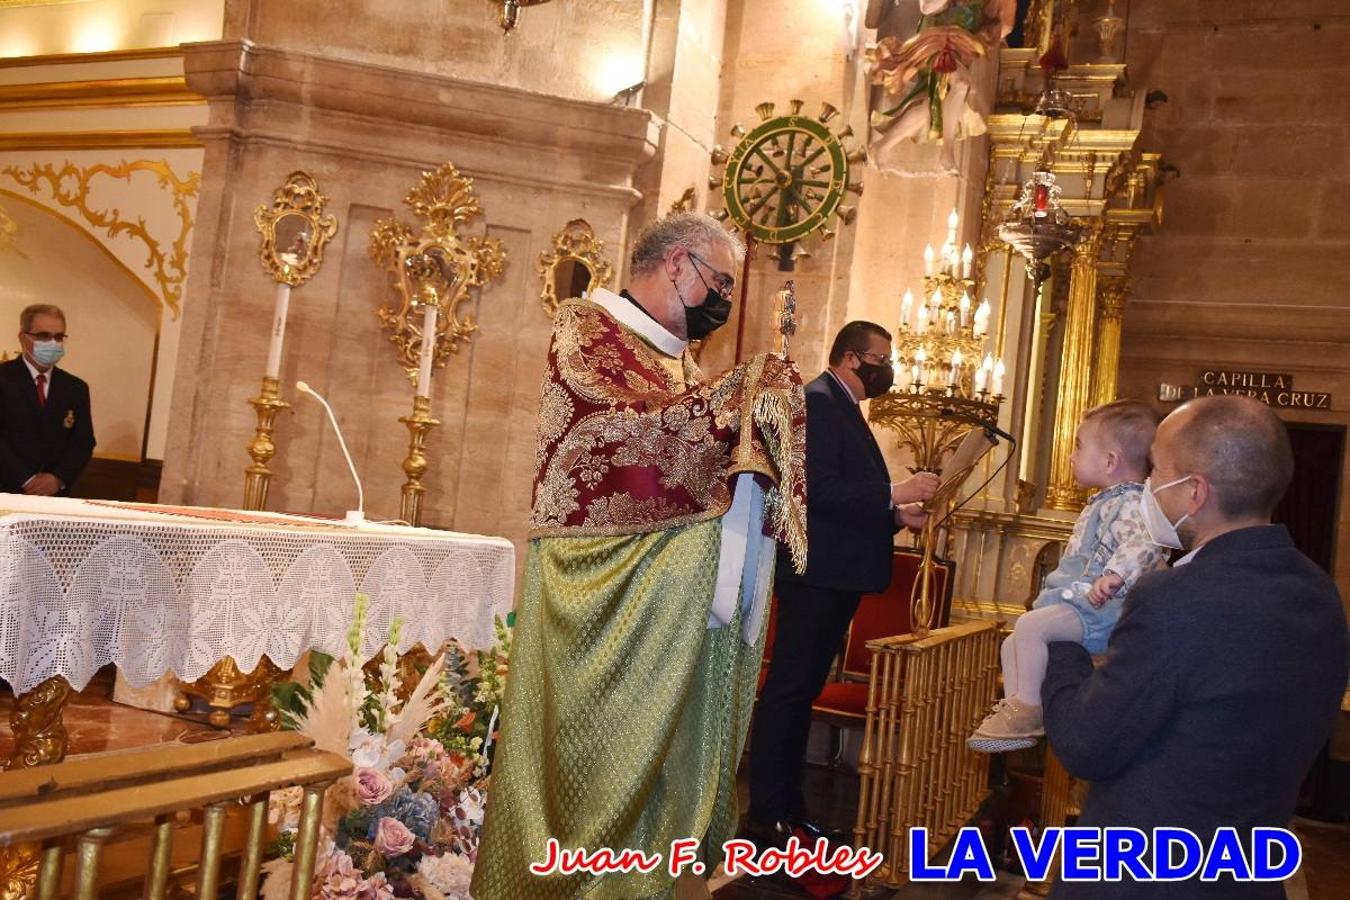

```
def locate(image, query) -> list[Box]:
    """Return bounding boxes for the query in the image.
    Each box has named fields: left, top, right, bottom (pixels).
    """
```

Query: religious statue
left=865, top=0, right=1017, bottom=172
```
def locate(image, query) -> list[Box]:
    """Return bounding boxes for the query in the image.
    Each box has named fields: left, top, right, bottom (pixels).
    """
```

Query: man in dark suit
left=746, top=320, right=939, bottom=842
left=1044, top=395, right=1348, bottom=898
left=0, top=304, right=95, bottom=496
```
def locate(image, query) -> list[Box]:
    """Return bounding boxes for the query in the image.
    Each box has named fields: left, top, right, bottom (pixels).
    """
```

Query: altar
left=0, top=494, right=516, bottom=767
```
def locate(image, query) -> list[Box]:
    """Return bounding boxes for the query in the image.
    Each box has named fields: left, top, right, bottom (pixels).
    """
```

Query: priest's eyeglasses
left=687, top=250, right=736, bottom=300
left=24, top=331, right=68, bottom=343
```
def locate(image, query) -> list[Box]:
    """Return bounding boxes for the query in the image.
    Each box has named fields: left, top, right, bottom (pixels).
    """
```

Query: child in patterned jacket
left=968, top=399, right=1168, bottom=753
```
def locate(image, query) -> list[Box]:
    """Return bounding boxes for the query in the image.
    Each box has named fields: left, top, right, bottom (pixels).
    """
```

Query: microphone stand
left=399, top=394, right=440, bottom=526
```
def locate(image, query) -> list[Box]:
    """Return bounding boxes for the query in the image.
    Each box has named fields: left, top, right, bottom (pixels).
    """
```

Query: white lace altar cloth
left=0, top=495, right=516, bottom=695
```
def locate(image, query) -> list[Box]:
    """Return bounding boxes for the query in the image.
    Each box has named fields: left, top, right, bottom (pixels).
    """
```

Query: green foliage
left=271, top=650, right=334, bottom=729
left=425, top=616, right=512, bottom=770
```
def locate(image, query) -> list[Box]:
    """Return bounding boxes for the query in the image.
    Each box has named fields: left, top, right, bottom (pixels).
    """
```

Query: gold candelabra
left=242, top=376, right=291, bottom=511
left=869, top=209, right=1009, bottom=633
left=872, top=208, right=1006, bottom=471
left=398, top=394, right=440, bottom=526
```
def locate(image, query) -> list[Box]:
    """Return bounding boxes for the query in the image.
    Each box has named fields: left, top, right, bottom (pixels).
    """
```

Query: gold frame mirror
left=537, top=219, right=614, bottom=317
left=254, top=171, right=337, bottom=286
left=370, top=162, right=508, bottom=381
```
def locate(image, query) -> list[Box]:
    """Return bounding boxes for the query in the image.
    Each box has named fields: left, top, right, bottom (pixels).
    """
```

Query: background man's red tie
left=35, top=373, right=46, bottom=409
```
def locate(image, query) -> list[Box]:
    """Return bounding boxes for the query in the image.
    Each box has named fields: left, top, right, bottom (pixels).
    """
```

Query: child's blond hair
left=1083, top=399, right=1161, bottom=474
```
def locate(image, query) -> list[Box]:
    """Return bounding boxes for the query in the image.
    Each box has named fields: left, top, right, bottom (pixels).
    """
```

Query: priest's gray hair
left=630, top=212, right=744, bottom=276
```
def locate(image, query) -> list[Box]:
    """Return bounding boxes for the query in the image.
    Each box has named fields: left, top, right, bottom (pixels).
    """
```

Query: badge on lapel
left=63, top=409, right=75, bottom=429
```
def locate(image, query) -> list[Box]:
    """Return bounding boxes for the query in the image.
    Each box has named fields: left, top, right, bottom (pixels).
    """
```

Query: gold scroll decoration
left=253, top=171, right=338, bottom=287
left=370, top=162, right=507, bottom=382
left=537, top=218, right=614, bottom=317
left=0, top=159, right=198, bottom=317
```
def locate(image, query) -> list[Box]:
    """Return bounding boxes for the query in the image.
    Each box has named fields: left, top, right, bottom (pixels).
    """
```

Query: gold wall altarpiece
left=943, top=23, right=1165, bottom=620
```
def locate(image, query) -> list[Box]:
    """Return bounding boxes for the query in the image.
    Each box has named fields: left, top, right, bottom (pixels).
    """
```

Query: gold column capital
left=1097, top=273, right=1131, bottom=320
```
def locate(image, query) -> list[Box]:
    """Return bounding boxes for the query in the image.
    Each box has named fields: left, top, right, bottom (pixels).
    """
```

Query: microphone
left=296, top=381, right=366, bottom=525
left=940, top=406, right=1018, bottom=445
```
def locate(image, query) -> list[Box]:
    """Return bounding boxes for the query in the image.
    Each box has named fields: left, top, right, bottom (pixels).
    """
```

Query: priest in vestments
left=472, top=213, right=807, bottom=900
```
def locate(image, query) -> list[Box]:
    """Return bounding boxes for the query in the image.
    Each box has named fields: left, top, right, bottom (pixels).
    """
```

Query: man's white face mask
left=1142, top=474, right=1194, bottom=550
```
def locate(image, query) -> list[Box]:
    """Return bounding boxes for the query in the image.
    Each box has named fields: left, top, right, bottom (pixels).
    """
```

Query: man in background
left=747, top=320, right=938, bottom=845
left=1043, top=395, right=1348, bottom=898
left=0, top=304, right=95, bottom=496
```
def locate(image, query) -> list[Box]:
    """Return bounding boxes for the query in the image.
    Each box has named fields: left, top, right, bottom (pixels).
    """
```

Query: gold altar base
left=242, top=376, right=290, bottom=511
left=399, top=394, right=440, bottom=527
left=0, top=677, right=71, bottom=898
left=5, top=676, right=71, bottom=770
left=174, top=657, right=284, bottom=731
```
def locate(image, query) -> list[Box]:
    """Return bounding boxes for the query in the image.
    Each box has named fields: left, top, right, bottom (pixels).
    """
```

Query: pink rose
left=373, top=817, right=416, bottom=857
left=354, top=768, right=393, bottom=807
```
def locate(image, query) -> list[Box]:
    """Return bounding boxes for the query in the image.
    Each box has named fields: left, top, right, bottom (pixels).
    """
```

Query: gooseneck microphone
left=296, top=381, right=366, bottom=525
left=940, top=406, right=1018, bottom=446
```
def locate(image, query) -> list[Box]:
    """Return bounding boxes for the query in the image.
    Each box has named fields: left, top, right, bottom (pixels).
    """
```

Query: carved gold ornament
left=669, top=187, right=696, bottom=214
left=0, top=159, right=198, bottom=317
left=370, top=162, right=507, bottom=381
left=254, top=171, right=338, bottom=287
left=537, top=219, right=614, bottom=317
left=0, top=201, right=19, bottom=256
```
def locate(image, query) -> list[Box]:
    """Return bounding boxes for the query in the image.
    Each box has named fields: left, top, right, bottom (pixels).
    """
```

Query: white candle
left=417, top=303, right=438, bottom=398
left=959, top=292, right=971, bottom=327
left=901, top=290, right=914, bottom=330
left=947, top=208, right=959, bottom=241
left=974, top=365, right=988, bottom=394
left=993, top=359, right=1006, bottom=397
left=899, top=361, right=913, bottom=391
left=923, top=244, right=934, bottom=277
left=950, top=349, right=963, bottom=387
left=974, top=299, right=991, bottom=337
left=945, top=310, right=956, bottom=334
left=917, top=303, right=929, bottom=334
left=961, top=244, right=973, bottom=279
left=265, top=281, right=291, bottom=379
left=910, top=364, right=920, bottom=389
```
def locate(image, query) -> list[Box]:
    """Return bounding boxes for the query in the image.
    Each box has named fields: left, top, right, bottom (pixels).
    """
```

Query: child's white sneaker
left=967, top=698, right=1044, bottom=753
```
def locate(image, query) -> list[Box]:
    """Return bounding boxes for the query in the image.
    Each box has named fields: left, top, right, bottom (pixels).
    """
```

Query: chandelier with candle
left=869, top=207, right=1006, bottom=472
left=997, top=86, right=1085, bottom=284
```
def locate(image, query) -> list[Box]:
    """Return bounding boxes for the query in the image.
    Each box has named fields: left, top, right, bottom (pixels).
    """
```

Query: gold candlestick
left=399, top=394, right=440, bottom=526
left=243, top=376, right=290, bottom=511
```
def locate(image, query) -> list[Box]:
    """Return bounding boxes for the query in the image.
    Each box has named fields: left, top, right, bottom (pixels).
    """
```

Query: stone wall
left=158, top=41, right=657, bottom=559
left=221, top=0, right=649, bottom=104
left=1115, top=1, right=1350, bottom=601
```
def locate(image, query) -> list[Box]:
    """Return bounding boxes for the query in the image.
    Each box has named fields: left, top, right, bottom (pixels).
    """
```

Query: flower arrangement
left=262, top=596, right=511, bottom=900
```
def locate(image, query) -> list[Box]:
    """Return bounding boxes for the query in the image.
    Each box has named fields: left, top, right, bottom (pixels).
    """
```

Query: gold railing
left=0, top=733, right=350, bottom=900
left=852, top=619, right=1001, bottom=889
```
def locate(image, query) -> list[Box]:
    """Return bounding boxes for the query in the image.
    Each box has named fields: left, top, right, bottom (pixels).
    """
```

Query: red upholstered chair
left=809, top=547, right=955, bottom=726
left=755, top=548, right=955, bottom=716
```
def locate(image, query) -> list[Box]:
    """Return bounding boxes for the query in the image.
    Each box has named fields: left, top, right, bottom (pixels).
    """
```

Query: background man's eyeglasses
left=24, top=332, right=68, bottom=343
left=851, top=349, right=890, bottom=365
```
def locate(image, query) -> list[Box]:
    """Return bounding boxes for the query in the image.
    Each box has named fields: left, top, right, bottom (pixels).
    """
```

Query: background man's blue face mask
left=31, top=341, right=65, bottom=367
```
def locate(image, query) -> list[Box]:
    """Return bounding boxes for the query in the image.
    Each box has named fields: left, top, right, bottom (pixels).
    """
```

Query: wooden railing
left=852, top=619, right=1001, bottom=889
left=0, top=733, right=350, bottom=900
